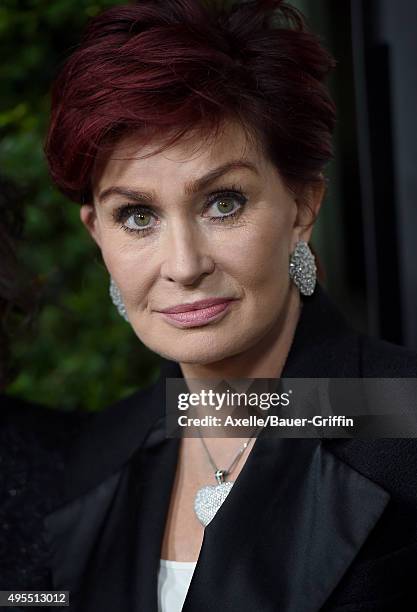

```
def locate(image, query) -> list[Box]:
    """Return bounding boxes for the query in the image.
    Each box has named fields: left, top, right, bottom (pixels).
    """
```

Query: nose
left=160, top=221, right=215, bottom=285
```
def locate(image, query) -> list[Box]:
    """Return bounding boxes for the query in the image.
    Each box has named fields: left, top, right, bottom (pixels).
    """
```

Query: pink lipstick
left=157, top=298, right=237, bottom=329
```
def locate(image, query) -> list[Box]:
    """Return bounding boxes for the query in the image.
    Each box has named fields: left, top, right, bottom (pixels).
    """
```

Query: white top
left=157, top=559, right=198, bottom=612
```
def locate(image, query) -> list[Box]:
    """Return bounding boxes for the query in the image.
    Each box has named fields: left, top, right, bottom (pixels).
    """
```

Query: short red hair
left=45, top=0, right=336, bottom=204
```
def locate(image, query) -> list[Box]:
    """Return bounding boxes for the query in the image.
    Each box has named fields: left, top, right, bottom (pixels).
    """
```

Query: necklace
left=193, top=426, right=260, bottom=527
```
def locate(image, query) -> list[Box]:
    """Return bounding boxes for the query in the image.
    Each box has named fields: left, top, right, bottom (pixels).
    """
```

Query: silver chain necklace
left=193, top=426, right=260, bottom=527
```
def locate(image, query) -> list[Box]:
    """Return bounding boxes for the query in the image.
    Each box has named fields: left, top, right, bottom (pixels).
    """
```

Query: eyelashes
left=113, top=183, right=248, bottom=237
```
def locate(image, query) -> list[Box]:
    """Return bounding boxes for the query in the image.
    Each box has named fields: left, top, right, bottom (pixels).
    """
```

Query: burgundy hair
left=45, top=0, right=336, bottom=204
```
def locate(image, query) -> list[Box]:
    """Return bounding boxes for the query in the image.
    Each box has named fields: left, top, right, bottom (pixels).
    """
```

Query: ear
left=80, top=204, right=102, bottom=248
left=293, top=181, right=326, bottom=244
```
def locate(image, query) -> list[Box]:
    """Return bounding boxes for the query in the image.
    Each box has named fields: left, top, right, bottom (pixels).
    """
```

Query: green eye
left=124, top=211, right=153, bottom=230
left=209, top=198, right=240, bottom=218
left=133, top=212, right=151, bottom=227
left=215, top=199, right=235, bottom=215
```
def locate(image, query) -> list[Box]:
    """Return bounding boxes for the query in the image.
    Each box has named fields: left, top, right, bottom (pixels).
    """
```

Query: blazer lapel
left=44, top=361, right=181, bottom=611
left=44, top=286, right=391, bottom=611
left=46, top=438, right=181, bottom=611
left=183, top=436, right=390, bottom=611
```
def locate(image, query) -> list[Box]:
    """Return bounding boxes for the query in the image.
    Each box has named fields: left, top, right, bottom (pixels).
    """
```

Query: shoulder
left=325, top=335, right=417, bottom=507
left=358, top=333, right=417, bottom=376
left=71, top=382, right=158, bottom=456
left=61, top=380, right=165, bottom=501
left=327, top=334, right=417, bottom=488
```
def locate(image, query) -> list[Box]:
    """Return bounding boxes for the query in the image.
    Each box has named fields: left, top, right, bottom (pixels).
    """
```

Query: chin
left=142, top=333, right=245, bottom=366
left=153, top=346, right=233, bottom=366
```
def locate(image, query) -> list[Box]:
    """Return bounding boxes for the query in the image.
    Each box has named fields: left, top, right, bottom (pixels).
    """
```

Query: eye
left=124, top=210, right=155, bottom=231
left=207, top=196, right=240, bottom=218
left=204, top=186, right=247, bottom=221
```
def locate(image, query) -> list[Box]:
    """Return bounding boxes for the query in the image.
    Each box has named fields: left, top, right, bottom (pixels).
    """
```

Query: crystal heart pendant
left=194, top=481, right=234, bottom=527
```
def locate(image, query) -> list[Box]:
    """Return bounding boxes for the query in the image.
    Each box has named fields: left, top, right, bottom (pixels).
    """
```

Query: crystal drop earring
left=289, top=240, right=317, bottom=296
left=109, top=277, right=129, bottom=322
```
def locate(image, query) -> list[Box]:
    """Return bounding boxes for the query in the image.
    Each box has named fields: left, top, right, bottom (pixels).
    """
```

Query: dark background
left=302, top=0, right=417, bottom=351
left=1, top=0, right=416, bottom=411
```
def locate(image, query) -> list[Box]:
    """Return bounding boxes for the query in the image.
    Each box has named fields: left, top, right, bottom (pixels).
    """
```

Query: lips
left=158, top=297, right=236, bottom=314
left=158, top=300, right=235, bottom=328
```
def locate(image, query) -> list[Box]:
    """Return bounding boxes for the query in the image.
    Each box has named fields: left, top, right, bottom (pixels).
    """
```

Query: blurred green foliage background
left=1, top=0, right=161, bottom=411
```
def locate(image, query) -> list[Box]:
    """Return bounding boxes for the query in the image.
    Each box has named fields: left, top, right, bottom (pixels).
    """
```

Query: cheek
left=222, top=215, right=292, bottom=288
left=99, top=235, right=153, bottom=301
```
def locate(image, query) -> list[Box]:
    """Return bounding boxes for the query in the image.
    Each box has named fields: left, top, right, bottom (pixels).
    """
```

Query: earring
left=289, top=240, right=317, bottom=296
left=109, top=277, right=129, bottom=322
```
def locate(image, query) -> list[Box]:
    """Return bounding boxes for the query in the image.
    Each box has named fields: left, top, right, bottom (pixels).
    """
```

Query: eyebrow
left=97, top=159, right=259, bottom=204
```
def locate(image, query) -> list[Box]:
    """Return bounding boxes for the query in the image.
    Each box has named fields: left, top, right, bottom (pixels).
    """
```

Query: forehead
left=93, top=120, right=265, bottom=194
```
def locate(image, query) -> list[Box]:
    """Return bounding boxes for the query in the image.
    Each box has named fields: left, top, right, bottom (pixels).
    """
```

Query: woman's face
left=81, top=120, right=319, bottom=364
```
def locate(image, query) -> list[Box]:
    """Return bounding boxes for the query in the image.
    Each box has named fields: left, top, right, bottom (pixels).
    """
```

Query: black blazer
left=44, top=285, right=417, bottom=611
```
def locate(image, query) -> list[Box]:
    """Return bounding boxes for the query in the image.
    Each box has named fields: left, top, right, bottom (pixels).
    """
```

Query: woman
left=44, top=1, right=417, bottom=610
left=0, top=177, right=86, bottom=591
